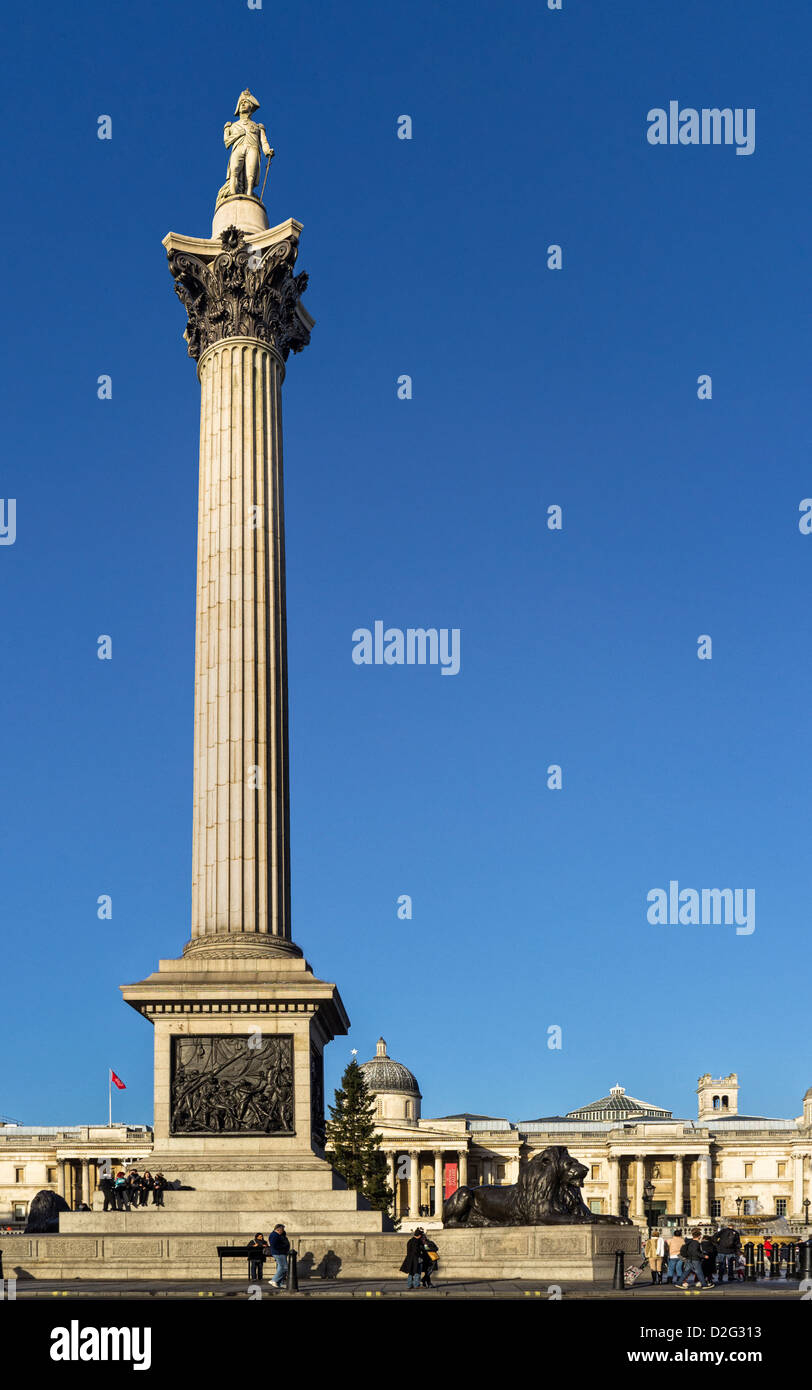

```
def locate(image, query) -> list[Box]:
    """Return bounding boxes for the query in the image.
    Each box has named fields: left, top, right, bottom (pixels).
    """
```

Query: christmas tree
left=326, top=1059, right=393, bottom=1212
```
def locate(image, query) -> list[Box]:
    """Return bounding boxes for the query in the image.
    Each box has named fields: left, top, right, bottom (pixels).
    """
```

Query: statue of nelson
left=219, top=88, right=274, bottom=205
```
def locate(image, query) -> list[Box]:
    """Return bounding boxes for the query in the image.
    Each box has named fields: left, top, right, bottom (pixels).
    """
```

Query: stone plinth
left=4, top=1225, right=641, bottom=1284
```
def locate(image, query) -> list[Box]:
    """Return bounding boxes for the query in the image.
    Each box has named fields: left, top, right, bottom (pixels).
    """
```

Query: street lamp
left=644, top=1180, right=656, bottom=1228
left=803, top=1198, right=810, bottom=1228
left=735, top=1195, right=743, bottom=1218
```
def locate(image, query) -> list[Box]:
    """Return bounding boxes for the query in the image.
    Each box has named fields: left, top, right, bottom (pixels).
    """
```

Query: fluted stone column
left=698, top=1154, right=710, bottom=1220
left=80, top=1158, right=90, bottom=1208
left=434, top=1152, right=444, bottom=1216
left=191, top=338, right=291, bottom=952
left=634, top=1155, right=645, bottom=1219
left=409, top=1150, right=420, bottom=1217
left=56, top=1160, right=65, bottom=1200
left=793, top=1154, right=804, bottom=1215
left=458, top=1150, right=468, bottom=1188
left=673, top=1154, right=684, bottom=1214
left=166, top=223, right=312, bottom=960
left=608, top=1154, right=620, bottom=1215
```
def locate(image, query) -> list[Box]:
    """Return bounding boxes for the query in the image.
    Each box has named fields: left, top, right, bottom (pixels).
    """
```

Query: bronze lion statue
left=443, top=1145, right=631, bottom=1227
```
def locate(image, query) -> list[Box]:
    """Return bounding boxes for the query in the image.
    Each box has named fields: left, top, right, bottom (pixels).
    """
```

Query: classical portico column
left=793, top=1154, right=804, bottom=1215
left=409, top=1150, right=420, bottom=1217
left=80, top=1158, right=90, bottom=1208
left=56, top=1160, right=65, bottom=1200
left=387, top=1152, right=396, bottom=1207
left=608, top=1154, right=620, bottom=1215
left=673, top=1154, right=684, bottom=1214
left=634, top=1156, right=645, bottom=1219
left=458, top=1150, right=468, bottom=1188
left=434, top=1153, right=444, bottom=1217
left=698, top=1155, right=710, bottom=1220
left=165, top=221, right=313, bottom=960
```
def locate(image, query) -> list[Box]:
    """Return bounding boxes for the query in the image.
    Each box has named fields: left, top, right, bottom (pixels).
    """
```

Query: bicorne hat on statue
left=234, top=88, right=261, bottom=116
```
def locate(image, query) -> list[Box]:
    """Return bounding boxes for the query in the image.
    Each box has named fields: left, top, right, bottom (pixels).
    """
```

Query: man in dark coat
left=268, top=1223, right=290, bottom=1288
left=99, top=1170, right=116, bottom=1212
left=700, top=1231, right=718, bottom=1284
left=400, top=1228, right=426, bottom=1290
left=152, top=1173, right=167, bottom=1206
left=714, top=1226, right=742, bottom=1283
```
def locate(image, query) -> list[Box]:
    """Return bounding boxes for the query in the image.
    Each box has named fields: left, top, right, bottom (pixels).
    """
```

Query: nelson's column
left=117, top=90, right=382, bottom=1232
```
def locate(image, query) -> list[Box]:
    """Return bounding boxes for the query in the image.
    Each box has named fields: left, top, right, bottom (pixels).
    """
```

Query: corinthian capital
left=167, top=225, right=311, bottom=363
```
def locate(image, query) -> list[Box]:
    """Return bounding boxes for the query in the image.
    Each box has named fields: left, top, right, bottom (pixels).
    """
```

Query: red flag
left=110, top=1070, right=126, bottom=1090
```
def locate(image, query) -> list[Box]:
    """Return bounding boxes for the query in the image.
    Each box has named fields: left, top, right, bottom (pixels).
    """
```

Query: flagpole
left=108, top=1070, right=112, bottom=1128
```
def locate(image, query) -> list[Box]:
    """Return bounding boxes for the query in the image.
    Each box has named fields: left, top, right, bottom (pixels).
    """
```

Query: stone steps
left=90, top=1188, right=371, bottom=1213
left=60, top=1207, right=386, bottom=1234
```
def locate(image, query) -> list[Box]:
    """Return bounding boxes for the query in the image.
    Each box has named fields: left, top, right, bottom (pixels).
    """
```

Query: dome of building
left=566, top=1083, right=672, bottom=1122
left=359, top=1038, right=421, bottom=1097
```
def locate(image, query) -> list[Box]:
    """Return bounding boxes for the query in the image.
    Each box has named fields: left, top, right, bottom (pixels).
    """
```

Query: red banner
left=444, top=1162, right=458, bottom=1198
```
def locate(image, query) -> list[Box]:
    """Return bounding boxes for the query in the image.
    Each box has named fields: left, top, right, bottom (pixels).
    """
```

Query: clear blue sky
left=1, top=0, right=810, bottom=1129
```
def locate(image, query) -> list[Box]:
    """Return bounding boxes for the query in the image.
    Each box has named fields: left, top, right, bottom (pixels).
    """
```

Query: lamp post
left=803, top=1198, right=810, bottom=1228
left=735, top=1195, right=743, bottom=1219
left=644, top=1180, right=656, bottom=1229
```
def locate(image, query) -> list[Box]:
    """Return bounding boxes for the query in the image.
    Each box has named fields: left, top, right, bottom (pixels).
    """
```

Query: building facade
left=357, top=1044, right=812, bottom=1230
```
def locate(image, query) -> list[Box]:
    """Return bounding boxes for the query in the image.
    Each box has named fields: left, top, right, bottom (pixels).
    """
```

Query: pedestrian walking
left=247, top=1232, right=269, bottom=1282
left=666, top=1228, right=685, bottom=1285
left=679, top=1229, right=714, bottom=1288
left=714, top=1225, right=742, bottom=1282
left=644, top=1228, right=666, bottom=1284
left=267, top=1223, right=290, bottom=1288
left=700, top=1231, right=718, bottom=1284
left=400, top=1227, right=426, bottom=1290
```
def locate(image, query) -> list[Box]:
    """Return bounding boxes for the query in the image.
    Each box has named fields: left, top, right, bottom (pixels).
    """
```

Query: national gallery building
left=2, top=1046, right=811, bottom=1233
left=357, top=1041, right=812, bottom=1229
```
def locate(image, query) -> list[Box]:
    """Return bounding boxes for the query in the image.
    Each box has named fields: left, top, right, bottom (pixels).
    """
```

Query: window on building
left=684, top=1198, right=692, bottom=1217
left=497, top=1165, right=506, bottom=1181
left=743, top=1198, right=757, bottom=1215
left=711, top=1200, right=721, bottom=1219
left=12, top=1203, right=26, bottom=1221
left=588, top=1198, right=604, bottom=1214
left=744, top=1163, right=753, bottom=1179
left=777, top=1162, right=786, bottom=1178
left=721, top=1096, right=729, bottom=1109
left=712, top=1095, right=720, bottom=1109
left=776, top=1198, right=788, bottom=1217
left=47, top=1167, right=57, bottom=1183
left=590, top=1164, right=600, bottom=1180
left=14, top=1167, right=24, bottom=1183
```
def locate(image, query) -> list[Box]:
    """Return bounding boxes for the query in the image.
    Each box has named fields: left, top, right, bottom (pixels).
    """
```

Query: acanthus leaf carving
left=167, top=226, right=311, bottom=362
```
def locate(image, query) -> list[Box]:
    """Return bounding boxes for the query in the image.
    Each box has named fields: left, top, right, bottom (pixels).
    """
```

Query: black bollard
left=755, top=1243, right=765, bottom=1279
left=744, top=1242, right=756, bottom=1281
left=612, top=1249, right=626, bottom=1290
left=285, top=1249, right=299, bottom=1293
left=798, top=1239, right=812, bottom=1281
left=769, top=1243, right=781, bottom=1279
left=0, top=1248, right=3, bottom=1283
left=786, top=1243, right=798, bottom=1280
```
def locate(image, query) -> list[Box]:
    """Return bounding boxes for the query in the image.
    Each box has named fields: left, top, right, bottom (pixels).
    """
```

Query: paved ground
left=5, top=1277, right=803, bottom=1299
